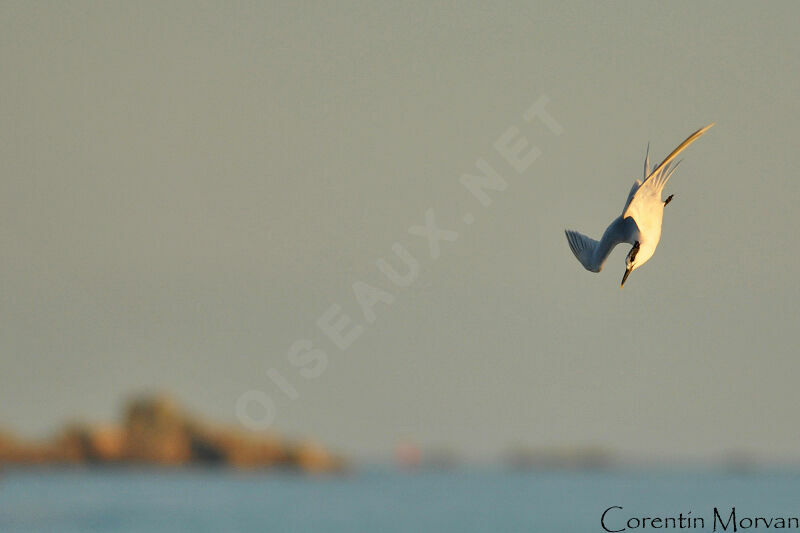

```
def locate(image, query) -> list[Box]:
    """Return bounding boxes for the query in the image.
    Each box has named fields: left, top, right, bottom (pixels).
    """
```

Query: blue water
left=1, top=468, right=798, bottom=532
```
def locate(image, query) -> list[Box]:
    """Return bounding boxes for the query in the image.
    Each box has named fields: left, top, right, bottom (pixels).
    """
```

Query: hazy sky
left=1, top=2, right=799, bottom=460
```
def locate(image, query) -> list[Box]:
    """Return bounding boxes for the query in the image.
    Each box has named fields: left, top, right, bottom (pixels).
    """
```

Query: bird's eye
left=629, top=242, right=640, bottom=262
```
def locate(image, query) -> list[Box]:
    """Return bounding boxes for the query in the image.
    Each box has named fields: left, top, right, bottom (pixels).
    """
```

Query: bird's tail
left=565, top=230, right=600, bottom=272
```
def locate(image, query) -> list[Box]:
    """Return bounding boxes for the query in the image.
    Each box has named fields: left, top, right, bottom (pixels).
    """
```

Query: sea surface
left=1, top=467, right=798, bottom=532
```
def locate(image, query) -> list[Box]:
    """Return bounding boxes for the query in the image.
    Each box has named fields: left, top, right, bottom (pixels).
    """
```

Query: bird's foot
left=664, top=194, right=674, bottom=206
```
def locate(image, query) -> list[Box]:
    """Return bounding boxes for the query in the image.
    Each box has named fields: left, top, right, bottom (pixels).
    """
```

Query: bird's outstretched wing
left=565, top=216, right=639, bottom=273
left=623, top=123, right=714, bottom=221
left=645, top=123, right=714, bottom=188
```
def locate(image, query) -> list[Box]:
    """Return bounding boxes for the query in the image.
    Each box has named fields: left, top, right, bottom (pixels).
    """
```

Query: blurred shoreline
left=2, top=394, right=790, bottom=475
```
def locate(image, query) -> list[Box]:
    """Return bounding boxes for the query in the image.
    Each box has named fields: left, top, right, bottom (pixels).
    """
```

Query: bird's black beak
left=620, top=267, right=632, bottom=288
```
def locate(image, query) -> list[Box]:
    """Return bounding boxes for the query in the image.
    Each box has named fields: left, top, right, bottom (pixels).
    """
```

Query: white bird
left=565, top=124, right=714, bottom=288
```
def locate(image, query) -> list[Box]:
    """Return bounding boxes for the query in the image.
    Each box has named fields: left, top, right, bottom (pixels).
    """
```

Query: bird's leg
left=664, top=194, right=674, bottom=206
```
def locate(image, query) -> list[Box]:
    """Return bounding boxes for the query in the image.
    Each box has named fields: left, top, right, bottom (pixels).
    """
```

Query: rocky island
left=0, top=394, right=346, bottom=474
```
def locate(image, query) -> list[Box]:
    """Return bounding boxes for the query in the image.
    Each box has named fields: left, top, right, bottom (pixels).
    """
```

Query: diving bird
left=565, top=123, right=714, bottom=288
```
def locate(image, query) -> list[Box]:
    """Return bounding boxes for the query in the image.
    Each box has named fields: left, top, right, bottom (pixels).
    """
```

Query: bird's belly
left=633, top=209, right=663, bottom=246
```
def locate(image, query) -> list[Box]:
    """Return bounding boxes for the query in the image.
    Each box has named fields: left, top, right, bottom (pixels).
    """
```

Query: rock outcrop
left=0, top=394, right=346, bottom=473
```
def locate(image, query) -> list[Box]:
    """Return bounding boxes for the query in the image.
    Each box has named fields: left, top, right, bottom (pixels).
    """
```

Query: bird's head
left=620, top=241, right=641, bottom=288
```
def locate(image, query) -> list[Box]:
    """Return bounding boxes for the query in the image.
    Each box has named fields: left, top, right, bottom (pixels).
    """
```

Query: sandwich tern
left=565, top=124, right=714, bottom=287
